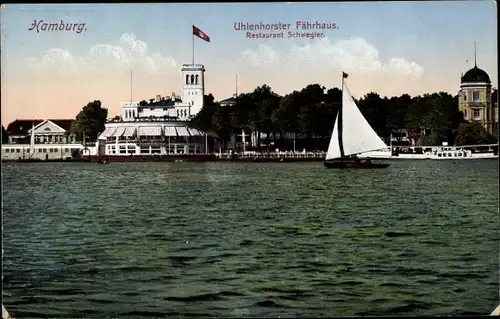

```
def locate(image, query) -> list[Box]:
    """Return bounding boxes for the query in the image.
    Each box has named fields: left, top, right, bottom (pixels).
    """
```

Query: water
left=2, top=160, right=498, bottom=317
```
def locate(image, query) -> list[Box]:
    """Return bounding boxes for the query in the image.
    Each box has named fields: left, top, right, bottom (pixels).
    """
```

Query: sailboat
left=29, top=122, right=35, bottom=158
left=324, top=72, right=391, bottom=169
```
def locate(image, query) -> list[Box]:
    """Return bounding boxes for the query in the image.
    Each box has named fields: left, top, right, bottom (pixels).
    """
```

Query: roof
left=140, top=98, right=181, bottom=107
left=461, top=66, right=491, bottom=84
left=6, top=119, right=73, bottom=135
left=219, top=96, right=237, bottom=104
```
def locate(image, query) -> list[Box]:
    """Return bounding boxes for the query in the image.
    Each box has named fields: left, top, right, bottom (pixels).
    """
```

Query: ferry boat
left=392, top=143, right=498, bottom=160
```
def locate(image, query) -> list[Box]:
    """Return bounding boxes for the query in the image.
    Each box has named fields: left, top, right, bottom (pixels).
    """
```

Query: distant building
left=5, top=119, right=76, bottom=144
left=458, top=62, right=498, bottom=137
left=2, top=119, right=82, bottom=160
left=218, top=94, right=237, bottom=107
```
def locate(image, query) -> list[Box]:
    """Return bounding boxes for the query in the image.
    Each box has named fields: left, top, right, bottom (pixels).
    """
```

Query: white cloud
left=242, top=44, right=279, bottom=66
left=240, top=37, right=424, bottom=78
left=25, top=33, right=177, bottom=76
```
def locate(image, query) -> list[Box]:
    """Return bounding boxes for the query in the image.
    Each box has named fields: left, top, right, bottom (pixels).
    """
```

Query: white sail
left=29, top=122, right=35, bottom=157
left=325, top=114, right=341, bottom=160
left=341, top=81, right=388, bottom=157
left=325, top=78, right=388, bottom=160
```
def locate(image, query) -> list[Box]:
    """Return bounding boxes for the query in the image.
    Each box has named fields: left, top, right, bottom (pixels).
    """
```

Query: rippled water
left=2, top=160, right=499, bottom=317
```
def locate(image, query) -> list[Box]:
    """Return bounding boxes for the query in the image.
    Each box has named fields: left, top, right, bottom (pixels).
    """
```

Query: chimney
left=171, top=92, right=176, bottom=99
left=155, top=94, right=161, bottom=102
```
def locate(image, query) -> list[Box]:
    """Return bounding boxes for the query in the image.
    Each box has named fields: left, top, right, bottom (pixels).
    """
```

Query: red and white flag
left=193, top=25, right=210, bottom=42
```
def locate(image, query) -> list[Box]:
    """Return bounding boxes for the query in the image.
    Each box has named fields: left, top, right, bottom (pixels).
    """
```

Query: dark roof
left=50, top=119, right=73, bottom=130
left=219, top=96, right=236, bottom=104
left=461, top=66, right=491, bottom=83
left=141, top=98, right=181, bottom=107
left=6, top=119, right=73, bottom=135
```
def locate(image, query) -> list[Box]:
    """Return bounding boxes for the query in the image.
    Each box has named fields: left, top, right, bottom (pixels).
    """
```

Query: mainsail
left=325, top=78, right=388, bottom=161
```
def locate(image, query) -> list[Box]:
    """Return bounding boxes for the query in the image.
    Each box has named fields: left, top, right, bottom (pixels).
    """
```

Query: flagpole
left=192, top=25, right=195, bottom=66
left=205, top=133, right=208, bottom=154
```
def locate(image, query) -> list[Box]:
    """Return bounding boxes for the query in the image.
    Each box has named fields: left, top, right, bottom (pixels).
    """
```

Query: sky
left=1, top=2, right=497, bottom=125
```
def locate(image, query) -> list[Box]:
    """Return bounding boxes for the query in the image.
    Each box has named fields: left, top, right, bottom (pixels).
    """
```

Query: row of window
left=125, top=109, right=137, bottom=118
left=463, top=109, right=481, bottom=120
left=4, top=148, right=78, bottom=153
left=463, top=90, right=481, bottom=103
left=437, top=152, right=468, bottom=157
left=186, top=74, right=200, bottom=85
left=177, top=109, right=188, bottom=117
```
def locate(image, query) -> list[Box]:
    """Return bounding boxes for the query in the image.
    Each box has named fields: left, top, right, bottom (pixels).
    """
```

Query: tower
left=181, top=64, right=205, bottom=117
left=458, top=43, right=495, bottom=135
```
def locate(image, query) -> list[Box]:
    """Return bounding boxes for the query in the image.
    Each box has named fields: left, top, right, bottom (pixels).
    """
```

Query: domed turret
left=461, top=66, right=491, bottom=83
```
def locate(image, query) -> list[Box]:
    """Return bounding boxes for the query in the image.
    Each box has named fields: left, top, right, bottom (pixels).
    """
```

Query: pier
left=216, top=151, right=326, bottom=162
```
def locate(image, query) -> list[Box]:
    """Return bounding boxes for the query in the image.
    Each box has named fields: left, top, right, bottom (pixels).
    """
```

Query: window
left=464, top=109, right=468, bottom=119
left=463, top=91, right=467, bottom=101
left=186, top=75, right=189, bottom=85
left=16, top=149, right=20, bottom=153
left=472, top=91, right=480, bottom=102
left=5, top=149, right=9, bottom=153
left=195, top=74, right=199, bottom=85
left=190, top=74, right=195, bottom=84
left=473, top=109, right=481, bottom=120
left=38, top=149, right=42, bottom=153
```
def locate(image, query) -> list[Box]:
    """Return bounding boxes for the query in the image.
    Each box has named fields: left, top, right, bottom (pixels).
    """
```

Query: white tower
left=181, top=64, right=205, bottom=117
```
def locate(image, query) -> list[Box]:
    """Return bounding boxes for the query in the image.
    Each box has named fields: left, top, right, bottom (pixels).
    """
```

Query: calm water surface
left=2, top=160, right=499, bottom=317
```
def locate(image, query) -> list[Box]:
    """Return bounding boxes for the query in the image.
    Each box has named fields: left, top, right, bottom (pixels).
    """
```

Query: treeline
left=192, top=83, right=498, bottom=148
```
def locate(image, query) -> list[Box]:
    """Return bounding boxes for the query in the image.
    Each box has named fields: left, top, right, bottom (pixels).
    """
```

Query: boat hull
left=324, top=160, right=390, bottom=169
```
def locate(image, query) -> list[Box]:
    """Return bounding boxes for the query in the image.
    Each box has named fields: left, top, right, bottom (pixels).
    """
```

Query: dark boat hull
left=324, top=160, right=390, bottom=169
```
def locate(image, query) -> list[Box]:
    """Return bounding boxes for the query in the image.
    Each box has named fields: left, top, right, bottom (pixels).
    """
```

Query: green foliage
left=455, top=122, right=498, bottom=146
left=1, top=125, right=8, bottom=144
left=192, top=82, right=491, bottom=148
left=71, top=100, right=108, bottom=143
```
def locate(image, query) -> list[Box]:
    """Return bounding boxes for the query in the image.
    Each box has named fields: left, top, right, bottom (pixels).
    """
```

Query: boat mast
left=338, top=72, right=346, bottom=159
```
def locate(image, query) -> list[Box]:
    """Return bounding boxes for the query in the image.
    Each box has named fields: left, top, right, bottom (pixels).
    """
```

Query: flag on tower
left=342, top=72, right=348, bottom=78
left=193, top=25, right=210, bottom=42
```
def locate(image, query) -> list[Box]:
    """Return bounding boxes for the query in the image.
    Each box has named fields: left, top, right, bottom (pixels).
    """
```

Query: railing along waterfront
left=215, top=151, right=327, bottom=160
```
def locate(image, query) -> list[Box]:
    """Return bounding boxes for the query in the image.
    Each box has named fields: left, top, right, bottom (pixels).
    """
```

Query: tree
left=192, top=81, right=483, bottom=150
left=455, top=122, right=497, bottom=146
left=191, top=94, right=218, bottom=132
left=1, top=125, right=8, bottom=144
left=71, top=100, right=108, bottom=143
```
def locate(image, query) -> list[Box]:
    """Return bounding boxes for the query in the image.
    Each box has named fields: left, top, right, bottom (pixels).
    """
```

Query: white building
left=120, top=64, right=205, bottom=121
left=96, top=63, right=211, bottom=156
left=2, top=119, right=84, bottom=160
